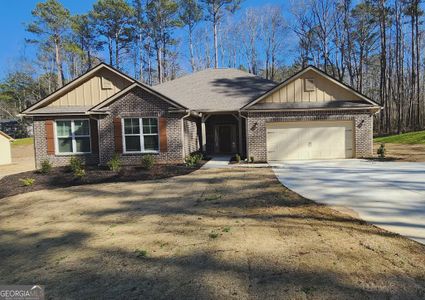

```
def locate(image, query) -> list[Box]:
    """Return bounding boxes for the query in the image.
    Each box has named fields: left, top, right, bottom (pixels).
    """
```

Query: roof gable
left=22, top=63, right=135, bottom=114
left=89, top=82, right=187, bottom=112
left=242, top=66, right=380, bottom=110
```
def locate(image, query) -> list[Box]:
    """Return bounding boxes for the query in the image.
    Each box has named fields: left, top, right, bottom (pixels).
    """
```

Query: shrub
left=222, top=226, right=231, bottom=233
left=377, top=143, right=386, bottom=159
left=141, top=154, right=155, bottom=170
left=185, top=152, right=203, bottom=167
left=208, top=232, right=219, bottom=239
left=69, top=157, right=83, bottom=173
left=20, top=178, right=35, bottom=187
left=235, top=154, right=241, bottom=163
left=107, top=154, right=122, bottom=172
left=250, top=156, right=255, bottom=163
left=134, top=249, right=148, bottom=258
left=39, top=159, right=52, bottom=174
left=74, top=168, right=86, bottom=179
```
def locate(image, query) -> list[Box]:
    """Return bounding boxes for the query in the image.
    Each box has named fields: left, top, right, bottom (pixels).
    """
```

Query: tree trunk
left=54, top=37, right=64, bottom=87
left=189, top=26, right=195, bottom=72
left=139, top=33, right=143, bottom=81
left=108, top=37, right=113, bottom=66
left=156, top=43, right=163, bottom=83
left=115, top=33, right=120, bottom=69
left=415, top=6, right=421, bottom=128
left=213, top=13, right=218, bottom=68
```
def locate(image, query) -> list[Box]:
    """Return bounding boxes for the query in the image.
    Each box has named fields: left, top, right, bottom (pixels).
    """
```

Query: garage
left=266, top=121, right=353, bottom=161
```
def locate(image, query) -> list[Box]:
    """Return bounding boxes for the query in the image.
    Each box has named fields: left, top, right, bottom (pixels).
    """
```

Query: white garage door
left=266, top=121, right=353, bottom=161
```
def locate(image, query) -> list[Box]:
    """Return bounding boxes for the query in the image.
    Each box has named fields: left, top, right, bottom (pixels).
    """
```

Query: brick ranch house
left=21, top=63, right=381, bottom=167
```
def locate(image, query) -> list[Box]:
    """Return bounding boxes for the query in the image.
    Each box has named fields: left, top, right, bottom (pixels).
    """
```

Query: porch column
left=238, top=116, right=243, bottom=155
left=231, top=113, right=243, bottom=155
left=201, top=114, right=210, bottom=152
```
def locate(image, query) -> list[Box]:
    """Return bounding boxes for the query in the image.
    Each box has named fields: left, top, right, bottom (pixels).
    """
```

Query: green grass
left=12, top=137, right=33, bottom=146
left=134, top=249, right=148, bottom=258
left=374, top=130, right=425, bottom=144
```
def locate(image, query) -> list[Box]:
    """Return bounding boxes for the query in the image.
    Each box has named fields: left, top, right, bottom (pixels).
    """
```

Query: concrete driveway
left=273, top=159, right=425, bottom=244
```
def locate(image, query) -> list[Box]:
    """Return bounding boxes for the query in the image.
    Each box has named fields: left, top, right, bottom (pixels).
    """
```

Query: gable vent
left=304, top=78, right=316, bottom=92
left=101, top=77, right=113, bottom=89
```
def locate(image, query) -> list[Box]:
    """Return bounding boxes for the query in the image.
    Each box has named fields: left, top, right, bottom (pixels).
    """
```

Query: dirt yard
left=0, top=167, right=424, bottom=299
left=373, top=143, right=425, bottom=162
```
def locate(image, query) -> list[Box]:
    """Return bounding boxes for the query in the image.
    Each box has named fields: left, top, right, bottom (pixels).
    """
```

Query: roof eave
left=242, top=106, right=381, bottom=113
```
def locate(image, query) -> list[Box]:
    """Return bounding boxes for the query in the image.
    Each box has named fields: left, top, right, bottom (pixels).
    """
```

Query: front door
left=214, top=125, right=237, bottom=153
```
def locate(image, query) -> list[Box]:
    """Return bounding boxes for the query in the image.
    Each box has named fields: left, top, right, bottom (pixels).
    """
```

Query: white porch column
left=201, top=114, right=210, bottom=152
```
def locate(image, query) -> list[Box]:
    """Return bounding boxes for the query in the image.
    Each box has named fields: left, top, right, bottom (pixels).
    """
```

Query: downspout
left=181, top=110, right=191, bottom=160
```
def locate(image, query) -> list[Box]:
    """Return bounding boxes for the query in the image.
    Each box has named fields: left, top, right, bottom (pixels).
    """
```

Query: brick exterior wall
left=98, top=87, right=186, bottom=165
left=245, top=110, right=374, bottom=162
left=33, top=117, right=99, bottom=168
left=183, top=116, right=200, bottom=157
left=33, top=87, right=193, bottom=167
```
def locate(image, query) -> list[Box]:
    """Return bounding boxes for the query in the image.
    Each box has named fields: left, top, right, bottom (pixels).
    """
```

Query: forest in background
left=0, top=0, right=423, bottom=135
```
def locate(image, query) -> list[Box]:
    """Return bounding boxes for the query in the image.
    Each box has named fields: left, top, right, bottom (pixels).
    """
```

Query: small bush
left=107, top=154, right=122, bottom=172
left=209, top=232, right=219, bottom=239
left=39, top=159, right=52, bottom=174
left=235, top=154, right=241, bottom=163
left=222, top=226, right=231, bottom=233
left=185, top=152, right=203, bottom=167
left=250, top=156, right=255, bottom=163
left=134, top=249, right=148, bottom=258
left=69, top=157, right=83, bottom=173
left=141, top=154, right=155, bottom=170
left=74, top=168, right=86, bottom=179
left=20, top=178, right=35, bottom=187
left=377, top=143, right=386, bottom=158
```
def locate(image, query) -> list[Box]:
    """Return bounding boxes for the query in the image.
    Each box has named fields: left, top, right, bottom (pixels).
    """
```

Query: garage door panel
left=266, top=121, right=353, bottom=161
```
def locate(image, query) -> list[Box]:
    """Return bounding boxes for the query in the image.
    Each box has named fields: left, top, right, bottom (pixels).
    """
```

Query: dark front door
left=214, top=125, right=237, bottom=153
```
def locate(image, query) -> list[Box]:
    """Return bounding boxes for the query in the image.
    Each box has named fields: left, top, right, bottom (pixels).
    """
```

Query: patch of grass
left=209, top=232, right=219, bottom=239
left=374, top=130, right=425, bottom=144
left=203, top=193, right=222, bottom=201
left=12, top=137, right=33, bottom=146
left=134, top=249, right=148, bottom=258
left=222, top=226, right=231, bottom=233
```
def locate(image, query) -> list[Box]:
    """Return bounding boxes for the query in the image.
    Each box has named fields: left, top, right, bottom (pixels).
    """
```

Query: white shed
left=0, top=131, right=14, bottom=165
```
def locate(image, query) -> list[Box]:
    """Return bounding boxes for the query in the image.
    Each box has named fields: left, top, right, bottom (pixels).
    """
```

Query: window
left=55, top=119, right=91, bottom=154
left=123, top=118, right=159, bottom=153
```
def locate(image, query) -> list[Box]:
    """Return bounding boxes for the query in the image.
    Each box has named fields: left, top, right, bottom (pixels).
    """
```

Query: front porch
left=200, top=113, right=246, bottom=157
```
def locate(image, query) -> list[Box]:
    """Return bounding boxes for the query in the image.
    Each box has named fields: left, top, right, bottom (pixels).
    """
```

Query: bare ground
left=373, top=143, right=425, bottom=162
left=0, top=167, right=424, bottom=299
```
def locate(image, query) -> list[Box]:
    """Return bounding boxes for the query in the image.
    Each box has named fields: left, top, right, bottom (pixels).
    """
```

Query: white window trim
left=122, top=117, right=160, bottom=154
left=54, top=119, right=92, bottom=155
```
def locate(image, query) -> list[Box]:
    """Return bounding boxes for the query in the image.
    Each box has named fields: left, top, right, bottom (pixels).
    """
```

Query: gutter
left=243, top=106, right=381, bottom=113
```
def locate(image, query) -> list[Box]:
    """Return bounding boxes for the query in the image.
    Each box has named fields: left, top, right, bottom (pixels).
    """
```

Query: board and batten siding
left=260, top=69, right=362, bottom=104
left=49, top=69, right=131, bottom=107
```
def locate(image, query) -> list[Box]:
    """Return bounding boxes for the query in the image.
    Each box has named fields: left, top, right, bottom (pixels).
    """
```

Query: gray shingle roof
left=152, top=68, right=277, bottom=112
left=26, top=106, right=91, bottom=115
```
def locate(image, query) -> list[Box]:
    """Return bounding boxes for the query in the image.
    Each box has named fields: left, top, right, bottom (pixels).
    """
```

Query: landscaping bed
left=0, top=161, right=207, bottom=199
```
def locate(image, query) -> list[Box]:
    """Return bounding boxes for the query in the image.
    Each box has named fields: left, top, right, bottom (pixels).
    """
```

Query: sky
left=0, top=0, right=294, bottom=79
